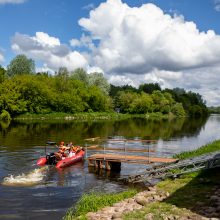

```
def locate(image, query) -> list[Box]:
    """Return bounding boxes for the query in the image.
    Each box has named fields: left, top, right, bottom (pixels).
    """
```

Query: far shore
left=13, top=112, right=183, bottom=121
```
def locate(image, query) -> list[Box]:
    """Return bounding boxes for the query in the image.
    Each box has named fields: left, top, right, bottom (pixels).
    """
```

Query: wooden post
left=106, top=161, right=111, bottom=170
left=99, top=160, right=105, bottom=169
left=95, top=160, right=99, bottom=168
left=88, top=159, right=94, bottom=167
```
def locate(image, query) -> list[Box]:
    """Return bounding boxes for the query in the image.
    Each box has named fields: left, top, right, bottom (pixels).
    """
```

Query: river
left=0, top=115, right=220, bottom=220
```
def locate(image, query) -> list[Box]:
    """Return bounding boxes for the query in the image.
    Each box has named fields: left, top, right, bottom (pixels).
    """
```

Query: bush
left=0, top=110, right=11, bottom=121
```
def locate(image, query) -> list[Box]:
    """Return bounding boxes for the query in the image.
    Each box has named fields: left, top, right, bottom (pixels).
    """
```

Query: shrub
left=0, top=110, right=11, bottom=121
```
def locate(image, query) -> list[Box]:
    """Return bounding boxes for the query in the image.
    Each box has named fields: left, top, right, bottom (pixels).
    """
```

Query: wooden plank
left=88, top=154, right=178, bottom=164
left=86, top=147, right=155, bottom=153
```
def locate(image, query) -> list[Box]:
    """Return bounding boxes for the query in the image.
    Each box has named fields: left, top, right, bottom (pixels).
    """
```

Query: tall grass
left=174, top=140, right=220, bottom=160
left=63, top=189, right=138, bottom=220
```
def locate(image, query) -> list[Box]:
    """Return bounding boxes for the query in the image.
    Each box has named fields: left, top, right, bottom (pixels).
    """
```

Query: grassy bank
left=63, top=140, right=220, bottom=219
left=124, top=139, right=220, bottom=219
left=14, top=112, right=131, bottom=121
left=174, top=139, right=220, bottom=160
left=14, top=112, right=176, bottom=121
left=124, top=168, right=220, bottom=219
left=63, top=189, right=138, bottom=220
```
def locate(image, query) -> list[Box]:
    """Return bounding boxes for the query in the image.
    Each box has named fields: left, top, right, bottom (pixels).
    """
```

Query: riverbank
left=63, top=140, right=220, bottom=220
left=14, top=112, right=176, bottom=121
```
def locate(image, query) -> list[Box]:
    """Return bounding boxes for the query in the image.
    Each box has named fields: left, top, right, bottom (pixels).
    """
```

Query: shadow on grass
left=164, top=167, right=220, bottom=218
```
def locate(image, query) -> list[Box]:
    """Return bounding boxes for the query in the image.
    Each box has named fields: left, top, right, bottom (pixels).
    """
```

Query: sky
left=1, top=0, right=220, bottom=106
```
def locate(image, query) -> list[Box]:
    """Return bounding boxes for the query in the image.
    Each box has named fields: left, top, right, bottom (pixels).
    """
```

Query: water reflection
left=0, top=116, right=208, bottom=149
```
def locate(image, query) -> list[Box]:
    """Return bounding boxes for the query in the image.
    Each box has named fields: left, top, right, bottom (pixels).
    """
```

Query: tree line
left=208, top=106, right=220, bottom=114
left=0, top=54, right=208, bottom=120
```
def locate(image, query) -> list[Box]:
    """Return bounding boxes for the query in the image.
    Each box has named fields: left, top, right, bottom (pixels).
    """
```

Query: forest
left=0, top=55, right=208, bottom=120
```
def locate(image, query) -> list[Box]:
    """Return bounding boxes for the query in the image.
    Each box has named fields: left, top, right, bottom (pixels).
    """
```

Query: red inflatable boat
left=37, top=149, right=85, bottom=169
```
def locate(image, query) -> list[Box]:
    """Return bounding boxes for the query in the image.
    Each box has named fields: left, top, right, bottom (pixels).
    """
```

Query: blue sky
left=1, top=0, right=220, bottom=106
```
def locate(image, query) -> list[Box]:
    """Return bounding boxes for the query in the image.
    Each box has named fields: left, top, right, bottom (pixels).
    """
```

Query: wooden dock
left=88, top=153, right=178, bottom=170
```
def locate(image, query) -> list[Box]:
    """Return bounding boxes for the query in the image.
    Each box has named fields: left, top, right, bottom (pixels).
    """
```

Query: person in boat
left=59, top=141, right=69, bottom=152
left=55, top=141, right=68, bottom=160
left=72, top=146, right=82, bottom=154
left=68, top=146, right=76, bottom=157
left=67, top=145, right=82, bottom=157
left=68, top=142, right=73, bottom=148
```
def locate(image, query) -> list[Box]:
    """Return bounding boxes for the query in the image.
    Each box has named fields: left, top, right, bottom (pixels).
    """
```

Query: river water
left=1, top=115, right=220, bottom=220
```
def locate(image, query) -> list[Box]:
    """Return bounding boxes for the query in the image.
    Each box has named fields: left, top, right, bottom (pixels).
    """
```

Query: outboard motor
left=46, top=153, right=56, bottom=165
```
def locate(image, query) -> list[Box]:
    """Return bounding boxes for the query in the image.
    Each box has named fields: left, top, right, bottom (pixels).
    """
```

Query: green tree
left=110, top=84, right=138, bottom=98
left=0, top=77, right=27, bottom=115
left=88, top=72, right=110, bottom=95
left=0, top=65, right=6, bottom=83
left=171, top=103, right=185, bottom=117
left=7, top=54, right=35, bottom=77
left=164, top=87, right=208, bottom=117
left=57, top=67, right=69, bottom=77
left=87, top=86, right=113, bottom=112
left=54, top=67, right=71, bottom=93
left=139, top=83, right=161, bottom=94
left=71, top=68, right=89, bottom=84
left=129, top=92, right=153, bottom=114
left=116, top=91, right=138, bottom=113
left=0, top=110, right=11, bottom=121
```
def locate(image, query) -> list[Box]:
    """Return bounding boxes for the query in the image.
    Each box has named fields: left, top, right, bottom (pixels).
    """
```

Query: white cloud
left=70, top=33, right=94, bottom=50
left=82, top=3, right=95, bottom=10
left=0, top=51, right=4, bottom=63
left=11, top=32, right=88, bottom=71
left=70, top=38, right=81, bottom=47
left=76, top=0, right=220, bottom=106
left=36, top=64, right=54, bottom=74
left=109, top=75, right=137, bottom=87
left=79, top=0, right=220, bottom=74
left=87, top=65, right=104, bottom=74
left=33, top=32, right=60, bottom=47
left=214, top=0, right=220, bottom=11
left=0, top=0, right=26, bottom=4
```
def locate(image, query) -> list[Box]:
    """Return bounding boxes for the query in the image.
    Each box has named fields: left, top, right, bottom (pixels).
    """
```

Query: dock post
left=94, top=160, right=99, bottom=168
left=100, top=160, right=105, bottom=169
left=106, top=161, right=111, bottom=170
left=88, top=159, right=94, bottom=167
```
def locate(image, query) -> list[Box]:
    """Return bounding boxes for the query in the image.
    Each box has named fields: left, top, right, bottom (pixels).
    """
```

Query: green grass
left=63, top=189, right=138, bottom=220
left=174, top=139, right=220, bottom=160
left=124, top=168, right=220, bottom=220
left=125, top=140, right=220, bottom=219
left=124, top=202, right=194, bottom=220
